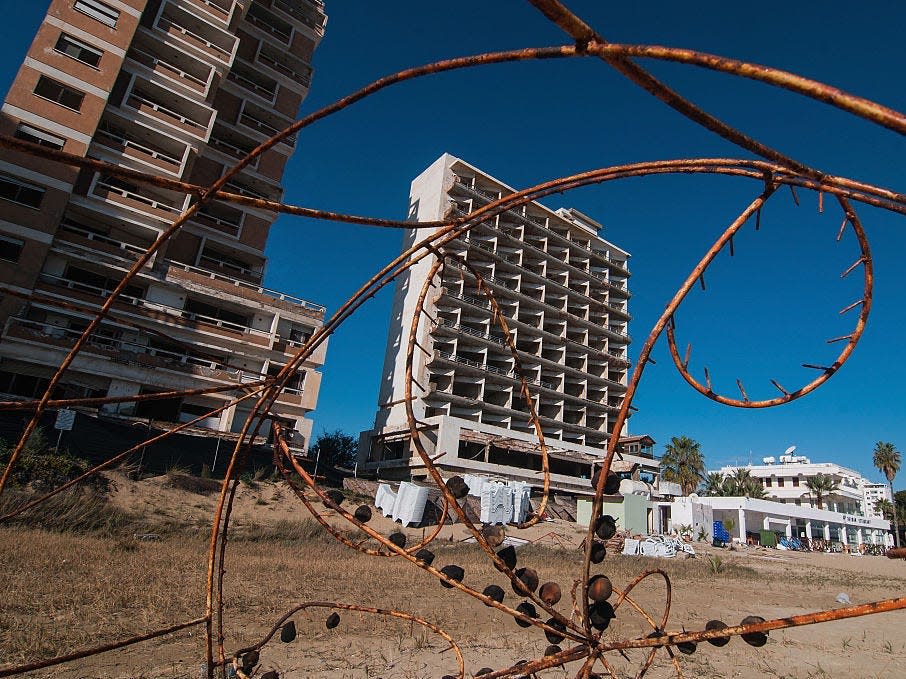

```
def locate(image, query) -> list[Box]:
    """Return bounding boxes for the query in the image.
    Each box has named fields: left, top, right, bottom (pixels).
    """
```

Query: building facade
left=670, top=496, right=892, bottom=548
left=716, top=455, right=890, bottom=517
left=0, top=0, right=327, bottom=449
left=358, top=153, right=658, bottom=495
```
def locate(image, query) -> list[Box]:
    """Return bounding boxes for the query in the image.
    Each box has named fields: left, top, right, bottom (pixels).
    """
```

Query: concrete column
left=823, top=524, right=831, bottom=540
left=857, top=528, right=863, bottom=547
left=763, top=516, right=771, bottom=530
left=784, top=523, right=792, bottom=538
left=805, top=521, right=812, bottom=539
left=840, top=526, right=848, bottom=546
left=737, top=508, right=747, bottom=542
left=218, top=402, right=237, bottom=432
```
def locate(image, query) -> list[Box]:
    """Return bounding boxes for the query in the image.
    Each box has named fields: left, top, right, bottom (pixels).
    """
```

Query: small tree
left=703, top=472, right=727, bottom=496
left=873, top=441, right=902, bottom=547
left=660, top=436, right=705, bottom=496
left=874, top=498, right=895, bottom=520
left=309, top=430, right=358, bottom=468
left=805, top=473, right=840, bottom=510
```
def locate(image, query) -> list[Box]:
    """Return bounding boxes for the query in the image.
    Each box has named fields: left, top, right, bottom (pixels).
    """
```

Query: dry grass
left=1, top=480, right=904, bottom=678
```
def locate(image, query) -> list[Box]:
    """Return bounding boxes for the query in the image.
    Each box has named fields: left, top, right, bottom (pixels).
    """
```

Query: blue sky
left=2, top=2, right=905, bottom=486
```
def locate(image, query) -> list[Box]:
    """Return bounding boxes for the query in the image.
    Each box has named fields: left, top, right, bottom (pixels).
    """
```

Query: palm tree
left=660, top=436, right=705, bottom=496
left=724, top=469, right=766, bottom=499
left=741, top=476, right=767, bottom=499
left=805, top=473, right=840, bottom=510
left=873, top=441, right=902, bottom=547
left=874, top=498, right=895, bottom=520
left=703, top=472, right=727, bottom=497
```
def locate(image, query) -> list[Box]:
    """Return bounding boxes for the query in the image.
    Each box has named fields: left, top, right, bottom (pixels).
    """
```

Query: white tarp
left=375, top=483, right=397, bottom=517
left=461, top=474, right=484, bottom=497
left=480, top=481, right=514, bottom=524
left=392, top=481, right=429, bottom=527
left=510, top=481, right=532, bottom=524
left=622, top=538, right=641, bottom=556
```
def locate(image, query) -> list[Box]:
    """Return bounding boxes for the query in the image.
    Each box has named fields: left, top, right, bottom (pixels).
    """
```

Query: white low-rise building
left=716, top=453, right=889, bottom=516
left=669, top=495, right=892, bottom=548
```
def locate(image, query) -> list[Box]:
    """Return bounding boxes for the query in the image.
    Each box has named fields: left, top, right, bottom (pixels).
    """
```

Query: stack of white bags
left=465, top=475, right=533, bottom=525
left=374, top=481, right=429, bottom=527
left=375, top=476, right=533, bottom=527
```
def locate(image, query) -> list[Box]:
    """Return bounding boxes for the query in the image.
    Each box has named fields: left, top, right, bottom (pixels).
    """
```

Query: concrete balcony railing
left=256, top=49, right=312, bottom=89
left=226, top=68, right=277, bottom=102
left=94, top=127, right=187, bottom=175
left=1, top=317, right=305, bottom=397
left=156, top=10, right=236, bottom=63
left=272, top=0, right=325, bottom=32
left=91, top=177, right=188, bottom=223
left=245, top=8, right=291, bottom=43
left=125, top=89, right=212, bottom=140
left=36, top=272, right=273, bottom=347
left=164, top=261, right=326, bottom=316
left=57, top=221, right=149, bottom=262
left=237, top=109, right=296, bottom=147
left=127, top=44, right=212, bottom=95
left=183, top=0, right=234, bottom=24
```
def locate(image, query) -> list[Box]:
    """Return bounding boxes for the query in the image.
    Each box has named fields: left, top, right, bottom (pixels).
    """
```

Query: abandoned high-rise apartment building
left=359, top=154, right=660, bottom=495
left=0, top=0, right=327, bottom=449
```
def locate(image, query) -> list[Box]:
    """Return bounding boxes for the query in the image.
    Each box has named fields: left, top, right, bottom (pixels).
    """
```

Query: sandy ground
left=1, top=475, right=904, bottom=679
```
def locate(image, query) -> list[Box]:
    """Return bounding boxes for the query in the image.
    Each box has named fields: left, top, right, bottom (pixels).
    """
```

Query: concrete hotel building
left=358, top=154, right=659, bottom=495
left=0, top=0, right=327, bottom=448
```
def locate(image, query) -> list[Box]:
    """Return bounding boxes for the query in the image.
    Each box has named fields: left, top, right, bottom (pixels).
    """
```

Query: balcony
left=1, top=317, right=304, bottom=396
left=36, top=272, right=272, bottom=347
left=245, top=3, right=292, bottom=44
left=127, top=40, right=214, bottom=95
left=155, top=1, right=238, bottom=63
left=191, top=204, right=244, bottom=238
left=183, top=0, right=234, bottom=24
left=57, top=219, right=149, bottom=263
left=123, top=80, right=214, bottom=140
left=164, top=261, right=326, bottom=316
left=271, top=0, right=325, bottom=33
left=256, top=47, right=312, bottom=89
left=226, top=61, right=278, bottom=103
left=94, top=119, right=189, bottom=175
left=90, top=175, right=188, bottom=224
left=237, top=104, right=296, bottom=147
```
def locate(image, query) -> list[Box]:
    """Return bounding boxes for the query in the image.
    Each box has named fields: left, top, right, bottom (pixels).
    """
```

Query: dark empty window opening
left=14, top=123, right=66, bottom=149
left=55, top=33, right=103, bottom=67
left=34, top=75, right=85, bottom=111
left=0, top=235, right=25, bottom=262
left=0, top=175, right=45, bottom=208
left=184, top=298, right=249, bottom=330
left=64, top=265, right=144, bottom=299
left=135, top=387, right=181, bottom=422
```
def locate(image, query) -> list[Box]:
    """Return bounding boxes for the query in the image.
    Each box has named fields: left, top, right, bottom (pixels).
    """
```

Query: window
left=34, top=76, right=85, bottom=111
left=54, top=33, right=103, bottom=68
left=0, top=175, right=45, bottom=208
left=14, top=123, right=66, bottom=150
left=73, top=0, right=119, bottom=27
left=0, top=235, right=24, bottom=262
left=777, top=477, right=785, bottom=487
left=792, top=477, right=800, bottom=487
left=765, top=478, right=772, bottom=487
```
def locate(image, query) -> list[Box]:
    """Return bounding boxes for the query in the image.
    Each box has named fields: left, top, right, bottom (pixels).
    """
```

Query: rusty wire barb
left=0, top=0, right=905, bottom=677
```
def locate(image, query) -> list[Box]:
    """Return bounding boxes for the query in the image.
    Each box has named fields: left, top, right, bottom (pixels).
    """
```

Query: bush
left=0, top=428, right=90, bottom=490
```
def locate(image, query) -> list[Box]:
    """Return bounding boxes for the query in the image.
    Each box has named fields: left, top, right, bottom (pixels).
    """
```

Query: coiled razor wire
left=1, top=1, right=906, bottom=677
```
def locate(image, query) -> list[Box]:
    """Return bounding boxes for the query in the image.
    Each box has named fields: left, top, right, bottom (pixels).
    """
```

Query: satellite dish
left=784, top=445, right=797, bottom=456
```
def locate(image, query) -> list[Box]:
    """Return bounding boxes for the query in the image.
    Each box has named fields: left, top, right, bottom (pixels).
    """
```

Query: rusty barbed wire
left=0, top=0, right=905, bottom=677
